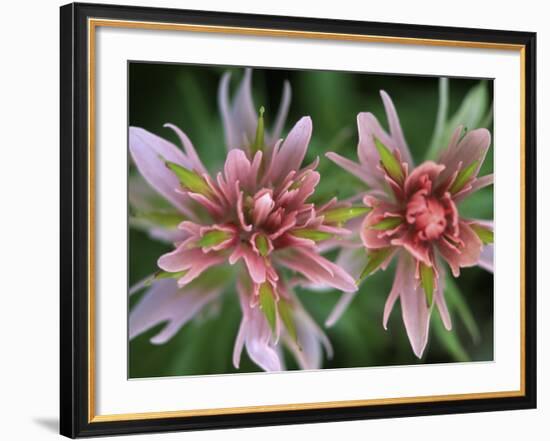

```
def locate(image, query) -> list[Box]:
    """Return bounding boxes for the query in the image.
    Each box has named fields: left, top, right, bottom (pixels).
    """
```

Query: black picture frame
left=60, top=2, right=537, bottom=438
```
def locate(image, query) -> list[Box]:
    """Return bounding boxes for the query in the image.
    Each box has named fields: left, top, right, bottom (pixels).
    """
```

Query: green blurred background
left=129, top=63, right=494, bottom=378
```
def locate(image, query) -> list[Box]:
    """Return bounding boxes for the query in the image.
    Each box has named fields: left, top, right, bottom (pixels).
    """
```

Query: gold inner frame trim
left=87, top=18, right=527, bottom=424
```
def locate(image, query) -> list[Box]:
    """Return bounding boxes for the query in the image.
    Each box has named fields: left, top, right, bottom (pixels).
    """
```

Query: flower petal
left=267, top=116, right=312, bottom=184
left=277, top=248, right=357, bottom=293
left=361, top=202, right=403, bottom=250
left=218, top=72, right=238, bottom=151
left=129, top=279, right=222, bottom=344
left=266, top=80, right=292, bottom=148
left=383, top=252, right=406, bottom=329
left=286, top=300, right=333, bottom=369
left=398, top=254, right=431, bottom=358
left=129, top=127, right=197, bottom=217
left=453, top=173, right=493, bottom=204
left=234, top=280, right=282, bottom=371
left=157, top=246, right=225, bottom=286
left=163, top=123, right=207, bottom=174
left=478, top=243, right=494, bottom=272
left=436, top=221, right=483, bottom=277
left=380, top=90, right=414, bottom=167
left=403, top=161, right=445, bottom=197
left=356, top=109, right=411, bottom=190
left=438, top=128, right=491, bottom=185
left=324, top=247, right=368, bottom=326
left=218, top=69, right=257, bottom=151
left=232, top=317, right=248, bottom=369
left=229, top=243, right=267, bottom=284
left=434, top=266, right=452, bottom=330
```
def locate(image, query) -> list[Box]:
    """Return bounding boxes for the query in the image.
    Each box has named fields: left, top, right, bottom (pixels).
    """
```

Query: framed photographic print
left=60, top=2, right=537, bottom=438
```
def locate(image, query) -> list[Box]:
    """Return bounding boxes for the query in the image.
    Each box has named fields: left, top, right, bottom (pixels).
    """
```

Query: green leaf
left=146, top=270, right=187, bottom=286
left=323, top=206, right=371, bottom=225
left=420, top=263, right=434, bottom=306
left=252, top=106, right=265, bottom=153
left=470, top=224, right=494, bottom=244
left=278, top=298, right=297, bottom=345
left=291, top=229, right=334, bottom=242
left=374, top=137, right=404, bottom=184
left=165, top=160, right=213, bottom=197
left=259, top=283, right=277, bottom=334
left=359, top=248, right=394, bottom=282
left=255, top=234, right=270, bottom=257
left=445, top=277, right=481, bottom=344
left=197, top=230, right=231, bottom=248
left=370, top=217, right=403, bottom=230
left=449, top=160, right=479, bottom=194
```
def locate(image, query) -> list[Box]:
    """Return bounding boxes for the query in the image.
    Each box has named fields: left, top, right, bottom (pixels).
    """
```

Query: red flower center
left=406, top=191, right=447, bottom=241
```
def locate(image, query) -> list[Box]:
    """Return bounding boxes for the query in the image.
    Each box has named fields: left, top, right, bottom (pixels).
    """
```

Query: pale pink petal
left=398, top=254, right=431, bottom=358
left=380, top=90, right=413, bottom=166
left=280, top=171, right=320, bottom=212
left=245, top=309, right=282, bottom=371
left=157, top=246, right=225, bottom=286
left=468, top=219, right=493, bottom=273
left=129, top=127, right=196, bottom=217
left=253, top=191, right=275, bottom=225
left=223, top=149, right=253, bottom=190
left=434, top=266, right=452, bottom=330
left=478, top=244, right=494, bottom=272
left=232, top=68, right=258, bottom=148
left=404, top=161, right=445, bottom=197
left=267, top=116, right=312, bottom=184
left=218, top=69, right=257, bottom=151
left=436, top=221, right=483, bottom=277
left=233, top=281, right=282, bottom=371
left=438, top=128, right=491, bottom=185
left=163, top=123, right=207, bottom=173
left=146, top=227, right=188, bottom=244
left=266, top=80, right=292, bottom=149
left=357, top=112, right=402, bottom=189
left=129, top=279, right=222, bottom=344
left=325, top=152, right=376, bottom=187
left=360, top=203, right=403, bottom=250
left=325, top=247, right=368, bottom=326
left=232, top=318, right=247, bottom=369
left=383, top=252, right=407, bottom=329
left=286, top=300, right=333, bottom=369
left=391, top=229, right=432, bottom=266
left=453, top=174, right=494, bottom=204
left=277, top=248, right=357, bottom=293
left=185, top=191, right=224, bottom=218
left=218, top=72, right=238, bottom=151
left=228, top=243, right=266, bottom=284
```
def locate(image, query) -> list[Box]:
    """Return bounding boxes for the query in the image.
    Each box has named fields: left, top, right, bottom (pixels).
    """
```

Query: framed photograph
left=60, top=2, right=537, bottom=438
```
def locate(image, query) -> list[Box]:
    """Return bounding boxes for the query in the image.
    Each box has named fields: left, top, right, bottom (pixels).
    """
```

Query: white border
left=94, top=25, right=521, bottom=415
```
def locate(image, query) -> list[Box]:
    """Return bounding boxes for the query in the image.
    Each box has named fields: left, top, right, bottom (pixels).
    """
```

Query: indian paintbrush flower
left=129, top=70, right=359, bottom=371
left=326, top=90, right=494, bottom=358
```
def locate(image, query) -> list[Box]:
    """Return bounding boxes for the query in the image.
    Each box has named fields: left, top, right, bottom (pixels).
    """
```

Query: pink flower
left=129, top=70, right=357, bottom=371
left=327, top=91, right=494, bottom=358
